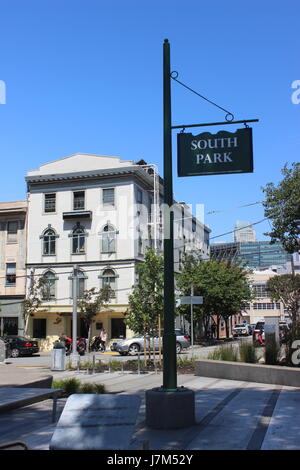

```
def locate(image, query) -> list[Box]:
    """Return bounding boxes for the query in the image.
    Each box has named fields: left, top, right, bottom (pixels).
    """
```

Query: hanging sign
left=177, top=127, right=253, bottom=177
left=179, top=296, right=203, bottom=305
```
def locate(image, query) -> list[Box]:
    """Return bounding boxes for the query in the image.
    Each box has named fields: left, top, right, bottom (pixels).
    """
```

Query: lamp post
left=70, top=264, right=80, bottom=366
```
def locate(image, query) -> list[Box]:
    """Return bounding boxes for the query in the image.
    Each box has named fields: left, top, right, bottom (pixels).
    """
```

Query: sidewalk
left=0, top=359, right=300, bottom=450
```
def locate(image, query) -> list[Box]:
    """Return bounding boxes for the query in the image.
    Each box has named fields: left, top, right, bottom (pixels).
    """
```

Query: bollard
left=92, top=355, right=95, bottom=374
left=77, top=357, right=80, bottom=372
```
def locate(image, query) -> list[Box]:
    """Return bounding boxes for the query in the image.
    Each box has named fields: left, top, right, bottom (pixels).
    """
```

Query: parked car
left=1, top=336, right=39, bottom=358
left=232, top=323, right=251, bottom=337
left=112, top=330, right=191, bottom=356
left=248, top=324, right=256, bottom=335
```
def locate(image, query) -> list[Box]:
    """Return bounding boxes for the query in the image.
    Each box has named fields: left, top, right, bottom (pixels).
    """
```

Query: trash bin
left=0, top=339, right=6, bottom=363
left=51, top=341, right=66, bottom=371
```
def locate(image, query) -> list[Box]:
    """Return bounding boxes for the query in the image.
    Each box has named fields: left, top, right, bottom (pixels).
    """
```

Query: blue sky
left=0, top=0, right=299, bottom=243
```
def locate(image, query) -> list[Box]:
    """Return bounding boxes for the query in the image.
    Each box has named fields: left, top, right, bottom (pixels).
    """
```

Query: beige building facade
left=243, top=269, right=285, bottom=324
left=0, top=201, right=27, bottom=336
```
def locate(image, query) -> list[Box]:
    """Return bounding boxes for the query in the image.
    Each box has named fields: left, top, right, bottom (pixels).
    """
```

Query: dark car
left=1, top=336, right=39, bottom=358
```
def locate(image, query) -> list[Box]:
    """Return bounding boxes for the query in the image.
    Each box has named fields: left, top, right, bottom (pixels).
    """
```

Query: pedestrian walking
left=100, top=328, right=108, bottom=352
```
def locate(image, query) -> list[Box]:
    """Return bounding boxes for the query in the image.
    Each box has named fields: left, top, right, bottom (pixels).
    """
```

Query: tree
left=125, top=248, right=164, bottom=362
left=177, top=253, right=253, bottom=339
left=78, top=286, right=113, bottom=349
left=23, top=274, right=48, bottom=336
left=266, top=274, right=300, bottom=324
left=262, top=163, right=300, bottom=254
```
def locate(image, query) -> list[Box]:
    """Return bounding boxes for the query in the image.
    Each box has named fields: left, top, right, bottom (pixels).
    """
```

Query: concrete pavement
left=0, top=352, right=299, bottom=451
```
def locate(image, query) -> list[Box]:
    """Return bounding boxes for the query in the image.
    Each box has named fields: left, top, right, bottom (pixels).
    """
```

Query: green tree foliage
left=266, top=274, right=300, bottom=324
left=125, top=248, right=164, bottom=338
left=23, top=274, right=48, bottom=335
left=78, top=286, right=113, bottom=347
left=262, top=163, right=300, bottom=253
left=177, top=253, right=253, bottom=339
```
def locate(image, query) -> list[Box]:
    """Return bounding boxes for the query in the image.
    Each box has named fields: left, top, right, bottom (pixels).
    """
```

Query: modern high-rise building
left=233, top=221, right=256, bottom=243
left=211, top=240, right=292, bottom=270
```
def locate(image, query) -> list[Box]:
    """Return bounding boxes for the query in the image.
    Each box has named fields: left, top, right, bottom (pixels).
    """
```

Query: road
left=4, top=336, right=253, bottom=368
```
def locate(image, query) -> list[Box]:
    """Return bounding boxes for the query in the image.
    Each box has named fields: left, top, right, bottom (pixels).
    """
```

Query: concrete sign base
left=145, top=387, right=195, bottom=429
left=49, top=394, right=141, bottom=450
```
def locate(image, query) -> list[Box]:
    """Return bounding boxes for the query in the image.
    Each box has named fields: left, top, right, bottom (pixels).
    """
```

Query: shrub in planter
left=239, top=341, right=257, bottom=363
left=265, top=337, right=280, bottom=365
left=208, top=344, right=238, bottom=362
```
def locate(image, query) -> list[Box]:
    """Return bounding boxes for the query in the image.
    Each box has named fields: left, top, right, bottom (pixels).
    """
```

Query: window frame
left=99, top=268, right=118, bottom=298
left=42, top=271, right=57, bottom=300
left=71, top=225, right=87, bottom=254
left=44, top=193, right=56, bottom=213
left=101, top=224, right=117, bottom=253
left=102, top=188, right=115, bottom=207
left=42, top=228, right=57, bottom=256
left=7, top=221, right=18, bottom=243
left=73, top=191, right=85, bottom=211
left=6, top=263, right=16, bottom=286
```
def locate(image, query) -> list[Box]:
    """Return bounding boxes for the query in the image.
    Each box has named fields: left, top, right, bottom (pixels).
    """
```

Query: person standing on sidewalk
left=100, top=328, right=108, bottom=352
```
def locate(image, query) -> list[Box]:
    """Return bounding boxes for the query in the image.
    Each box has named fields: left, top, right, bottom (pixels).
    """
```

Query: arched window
left=101, top=225, right=116, bottom=253
left=72, top=225, right=86, bottom=254
left=41, top=228, right=57, bottom=255
left=42, top=271, right=56, bottom=300
left=101, top=269, right=117, bottom=297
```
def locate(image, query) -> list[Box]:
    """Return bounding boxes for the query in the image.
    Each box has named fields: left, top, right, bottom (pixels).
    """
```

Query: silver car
left=113, top=331, right=191, bottom=356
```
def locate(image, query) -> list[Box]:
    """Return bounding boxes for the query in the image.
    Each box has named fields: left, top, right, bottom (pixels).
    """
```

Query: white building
left=25, top=153, right=210, bottom=349
left=233, top=220, right=256, bottom=243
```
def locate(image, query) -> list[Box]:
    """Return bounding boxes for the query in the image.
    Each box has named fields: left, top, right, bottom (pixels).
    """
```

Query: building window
left=252, top=283, right=269, bottom=298
left=33, top=318, right=46, bottom=339
left=72, top=225, right=86, bottom=254
left=101, top=225, right=116, bottom=253
left=73, top=191, right=85, bottom=210
left=7, top=221, right=18, bottom=243
left=253, top=303, right=281, bottom=310
left=192, top=218, right=196, bottom=233
left=42, top=271, right=56, bottom=300
left=103, top=188, right=115, bottom=206
left=6, top=263, right=16, bottom=285
left=42, top=228, right=56, bottom=255
left=101, top=269, right=117, bottom=297
left=136, top=189, right=143, bottom=204
left=111, top=318, right=126, bottom=339
left=44, top=193, right=56, bottom=213
left=0, top=317, right=18, bottom=336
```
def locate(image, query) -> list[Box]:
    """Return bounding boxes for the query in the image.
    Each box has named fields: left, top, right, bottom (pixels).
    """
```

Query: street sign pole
left=162, top=38, right=177, bottom=391
left=145, top=39, right=195, bottom=430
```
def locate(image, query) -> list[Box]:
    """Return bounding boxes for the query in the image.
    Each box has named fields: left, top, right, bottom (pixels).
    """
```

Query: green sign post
left=178, top=127, right=253, bottom=177
left=146, top=38, right=257, bottom=430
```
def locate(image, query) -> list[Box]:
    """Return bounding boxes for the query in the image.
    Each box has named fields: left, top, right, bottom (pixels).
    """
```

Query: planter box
left=195, top=359, right=300, bottom=387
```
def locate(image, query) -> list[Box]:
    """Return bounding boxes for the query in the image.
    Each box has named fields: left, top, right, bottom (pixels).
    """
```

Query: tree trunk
left=216, top=316, right=220, bottom=340
left=224, top=317, right=230, bottom=339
